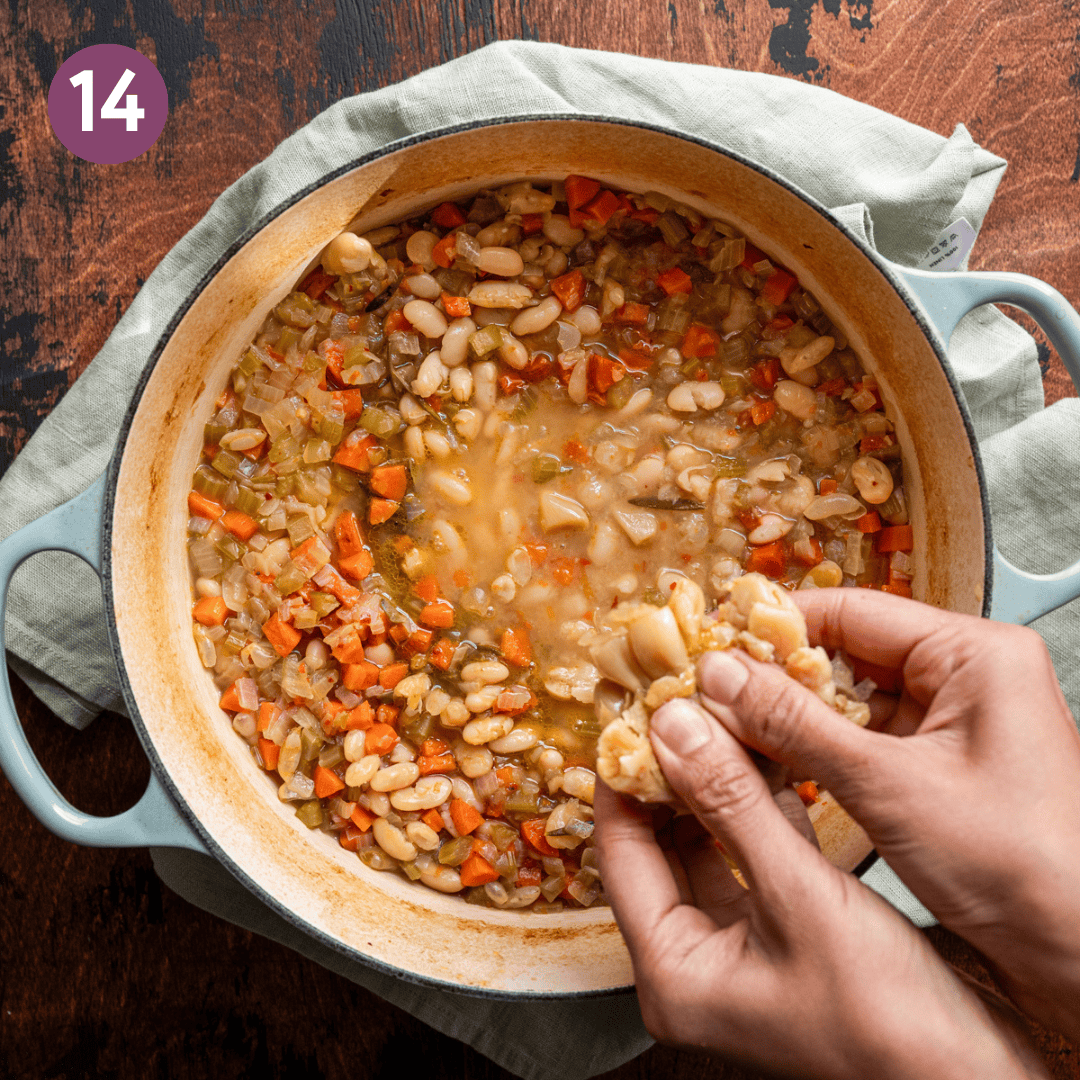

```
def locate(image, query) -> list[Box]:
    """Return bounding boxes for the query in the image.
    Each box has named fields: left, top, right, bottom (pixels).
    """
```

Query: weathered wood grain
left=1, top=1, right=1078, bottom=1077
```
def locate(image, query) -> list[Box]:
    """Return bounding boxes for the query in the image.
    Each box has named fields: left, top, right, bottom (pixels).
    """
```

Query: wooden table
left=1, top=2, right=1077, bottom=1077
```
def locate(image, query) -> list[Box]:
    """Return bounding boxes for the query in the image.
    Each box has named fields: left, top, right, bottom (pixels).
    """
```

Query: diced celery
left=343, top=342, right=370, bottom=368
left=303, top=438, right=332, bottom=464
left=402, top=714, right=434, bottom=745
left=606, top=377, right=635, bottom=410
left=531, top=454, right=572, bottom=485
left=204, top=420, right=229, bottom=445
left=571, top=714, right=603, bottom=738
left=504, top=790, right=540, bottom=814
left=193, top=466, right=230, bottom=499
left=468, top=324, right=504, bottom=357
left=359, top=406, right=404, bottom=439
left=275, top=474, right=296, bottom=498
left=234, top=486, right=263, bottom=516
left=310, top=591, right=339, bottom=616
left=238, top=348, right=264, bottom=377
left=275, top=561, right=308, bottom=596
left=719, top=374, right=746, bottom=398
left=216, top=535, right=245, bottom=562
left=294, top=607, right=319, bottom=630
left=303, top=350, right=326, bottom=374
left=300, top=727, right=323, bottom=762
left=438, top=836, right=474, bottom=866
left=212, top=448, right=243, bottom=478
left=401, top=860, right=422, bottom=881
left=287, top=515, right=315, bottom=546
left=295, top=801, right=324, bottom=829
left=268, top=433, right=300, bottom=464
left=277, top=325, right=303, bottom=351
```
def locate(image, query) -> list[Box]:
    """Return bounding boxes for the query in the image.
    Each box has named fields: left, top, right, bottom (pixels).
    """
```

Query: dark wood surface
left=1, top=2, right=1078, bottom=1077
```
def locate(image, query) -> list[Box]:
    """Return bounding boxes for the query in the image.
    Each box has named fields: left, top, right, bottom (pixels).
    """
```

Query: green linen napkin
left=4, top=39, right=1077, bottom=1080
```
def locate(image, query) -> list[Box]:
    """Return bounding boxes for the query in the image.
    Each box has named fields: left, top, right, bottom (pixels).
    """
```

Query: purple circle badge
left=48, top=44, right=168, bottom=164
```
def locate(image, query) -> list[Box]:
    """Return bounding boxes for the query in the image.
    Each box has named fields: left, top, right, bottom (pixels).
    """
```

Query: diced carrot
left=431, top=201, right=466, bottom=229
left=745, top=540, right=786, bottom=579
left=819, top=478, right=838, bottom=495
left=819, top=377, right=847, bottom=396
left=854, top=381, right=884, bottom=410
left=452, top=568, right=471, bottom=589
left=523, top=540, right=549, bottom=566
left=334, top=509, right=364, bottom=557
left=219, top=682, right=242, bottom=712
left=500, top=626, right=532, bottom=667
left=376, top=703, right=399, bottom=727
left=320, top=700, right=347, bottom=734
left=301, top=266, right=336, bottom=300
left=401, top=627, right=434, bottom=658
left=428, top=637, right=457, bottom=671
left=333, top=389, right=365, bottom=420
left=564, top=174, right=601, bottom=210
left=419, top=600, right=455, bottom=629
left=795, top=780, right=819, bottom=806
left=549, top=269, right=586, bottom=313
left=338, top=825, right=364, bottom=851
left=459, top=852, right=500, bottom=887
left=739, top=243, right=767, bottom=271
left=749, top=358, right=781, bottom=391
left=418, top=752, right=456, bottom=775
left=344, top=701, right=374, bottom=730
left=384, top=309, right=411, bottom=335
left=378, top=662, right=409, bottom=690
left=761, top=269, right=798, bottom=307
left=680, top=323, right=720, bottom=358
left=368, top=499, right=400, bottom=525
left=322, top=340, right=345, bottom=385
left=876, top=525, right=914, bottom=553
left=763, top=315, right=795, bottom=337
left=881, top=581, right=914, bottom=598
left=432, top=231, right=458, bottom=269
left=440, top=292, right=471, bottom=318
left=855, top=511, right=883, bottom=534
left=193, top=596, right=228, bottom=627
left=339, top=550, right=374, bottom=581
left=370, top=464, right=407, bottom=502
left=421, top=808, right=445, bottom=833
left=263, top=611, right=302, bottom=657
left=333, top=431, right=379, bottom=472
left=516, top=865, right=543, bottom=888
left=498, top=371, right=526, bottom=396
left=258, top=702, right=281, bottom=734
left=615, top=302, right=649, bottom=325
left=750, top=400, right=777, bottom=425
left=550, top=556, right=577, bottom=585
left=630, top=205, right=660, bottom=224
left=414, top=575, right=441, bottom=603
left=588, top=354, right=625, bottom=398
left=313, top=765, right=346, bottom=799
left=494, top=687, right=537, bottom=716
left=657, top=266, right=693, bottom=296
left=578, top=188, right=621, bottom=227
left=258, top=738, right=280, bottom=771
left=860, top=433, right=894, bottom=454
left=521, top=817, right=559, bottom=857
left=342, top=661, right=380, bottom=692
left=519, top=212, right=544, bottom=235
left=793, top=537, right=824, bottom=567
left=562, top=437, right=589, bottom=464
left=331, top=629, right=369, bottom=665
left=187, top=490, right=225, bottom=520
left=496, top=765, right=521, bottom=790
left=450, top=798, right=484, bottom=836
left=221, top=509, right=258, bottom=542
left=350, top=805, right=376, bottom=833
left=365, top=723, right=399, bottom=756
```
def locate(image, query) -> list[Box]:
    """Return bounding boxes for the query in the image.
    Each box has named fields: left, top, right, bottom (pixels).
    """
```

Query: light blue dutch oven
left=1, top=117, right=1078, bottom=995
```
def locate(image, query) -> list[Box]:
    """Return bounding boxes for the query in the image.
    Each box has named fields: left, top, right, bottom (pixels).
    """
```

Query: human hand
left=694, top=589, right=1080, bottom=1043
left=593, top=697, right=1050, bottom=1080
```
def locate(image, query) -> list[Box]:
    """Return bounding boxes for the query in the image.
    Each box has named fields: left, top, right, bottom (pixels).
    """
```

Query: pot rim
left=101, top=113, right=993, bottom=999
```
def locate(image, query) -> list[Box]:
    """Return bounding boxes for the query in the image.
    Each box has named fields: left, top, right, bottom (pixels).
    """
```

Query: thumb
left=650, top=697, right=821, bottom=900
left=696, top=649, right=889, bottom=811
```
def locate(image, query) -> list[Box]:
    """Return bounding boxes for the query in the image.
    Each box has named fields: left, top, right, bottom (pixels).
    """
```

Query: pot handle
left=887, top=263, right=1080, bottom=625
left=0, top=473, right=207, bottom=853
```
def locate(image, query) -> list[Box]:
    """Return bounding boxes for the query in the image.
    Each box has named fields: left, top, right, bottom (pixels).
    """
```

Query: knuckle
left=747, top=674, right=815, bottom=757
left=685, top=751, right=766, bottom=826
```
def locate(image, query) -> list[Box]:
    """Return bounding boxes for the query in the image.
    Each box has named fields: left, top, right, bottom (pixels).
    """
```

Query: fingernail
left=699, top=651, right=749, bottom=705
left=651, top=699, right=712, bottom=756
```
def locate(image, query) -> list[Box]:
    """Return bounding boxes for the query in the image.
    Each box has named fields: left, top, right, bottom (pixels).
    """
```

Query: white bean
left=568, top=305, right=601, bottom=335
left=464, top=685, right=502, bottom=713
left=440, top=317, right=476, bottom=367
left=461, top=660, right=510, bottom=685
left=511, top=294, right=562, bottom=337
left=476, top=221, right=520, bottom=247
left=370, top=762, right=421, bottom=792
left=477, top=246, right=525, bottom=277
left=390, top=775, right=453, bottom=811
left=304, top=638, right=328, bottom=670
left=539, top=491, right=590, bottom=532
left=452, top=407, right=481, bottom=440
left=850, top=455, right=895, bottom=505
left=219, top=427, right=267, bottom=451
left=420, top=865, right=464, bottom=893
left=561, top=766, right=596, bottom=805
left=399, top=393, right=428, bottom=426
left=423, top=429, right=452, bottom=459
left=403, top=424, right=426, bottom=462
left=404, top=273, right=440, bottom=299
left=427, top=469, right=472, bottom=506
left=344, top=754, right=381, bottom=787
left=403, top=299, right=448, bottom=340
left=774, top=379, right=818, bottom=420
left=372, top=817, right=417, bottom=862
left=412, top=351, right=448, bottom=398
left=405, top=821, right=441, bottom=850
left=748, top=513, right=796, bottom=544
left=454, top=743, right=494, bottom=778
left=472, top=361, right=497, bottom=410
left=469, top=282, right=533, bottom=308
left=322, top=232, right=373, bottom=275
left=498, top=335, right=529, bottom=370
left=462, top=714, right=514, bottom=744
left=406, top=230, right=439, bottom=267
left=667, top=383, right=699, bottom=412
left=543, top=213, right=585, bottom=247
left=195, top=576, right=221, bottom=597
left=425, top=687, right=451, bottom=716
left=488, top=727, right=539, bottom=754
left=448, top=366, right=474, bottom=403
